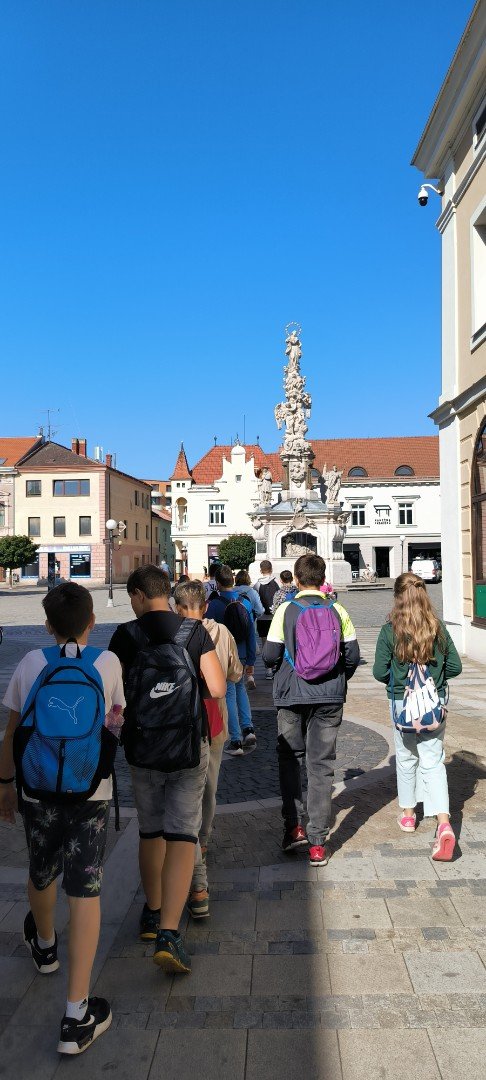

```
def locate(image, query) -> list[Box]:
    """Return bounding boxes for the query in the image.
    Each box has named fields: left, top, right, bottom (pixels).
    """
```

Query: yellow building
left=412, top=0, right=486, bottom=660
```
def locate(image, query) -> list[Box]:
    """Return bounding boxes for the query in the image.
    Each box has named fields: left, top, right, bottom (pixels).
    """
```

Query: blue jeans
left=390, top=699, right=449, bottom=817
left=226, top=676, right=252, bottom=742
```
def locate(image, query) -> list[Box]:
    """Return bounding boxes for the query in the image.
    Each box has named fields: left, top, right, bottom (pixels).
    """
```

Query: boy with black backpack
left=252, top=560, right=280, bottom=677
left=263, top=554, right=360, bottom=867
left=108, top=566, right=225, bottom=975
left=0, top=583, right=125, bottom=1056
left=206, top=563, right=257, bottom=756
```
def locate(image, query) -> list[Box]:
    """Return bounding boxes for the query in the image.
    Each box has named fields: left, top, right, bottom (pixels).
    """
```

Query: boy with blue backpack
left=263, top=554, right=360, bottom=866
left=0, top=583, right=125, bottom=1056
left=206, top=563, right=257, bottom=756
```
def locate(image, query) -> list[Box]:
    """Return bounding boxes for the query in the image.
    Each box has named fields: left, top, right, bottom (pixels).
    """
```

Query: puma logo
left=48, top=696, right=84, bottom=724
left=149, top=682, right=176, bottom=699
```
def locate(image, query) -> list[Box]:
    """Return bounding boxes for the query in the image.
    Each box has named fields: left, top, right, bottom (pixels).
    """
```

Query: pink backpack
left=284, top=599, right=341, bottom=681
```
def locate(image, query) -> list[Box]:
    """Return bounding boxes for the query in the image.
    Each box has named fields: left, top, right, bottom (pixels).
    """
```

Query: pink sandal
left=431, top=823, right=455, bottom=861
left=397, top=813, right=416, bottom=833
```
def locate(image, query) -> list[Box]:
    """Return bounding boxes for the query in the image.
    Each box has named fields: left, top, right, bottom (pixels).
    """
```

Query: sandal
left=397, top=813, right=416, bottom=833
left=431, top=822, right=455, bottom=861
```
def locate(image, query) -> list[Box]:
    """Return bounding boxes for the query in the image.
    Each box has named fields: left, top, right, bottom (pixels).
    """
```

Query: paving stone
left=372, top=856, right=438, bottom=881
left=150, top=1029, right=246, bottom=1079
left=93, top=957, right=172, bottom=1004
left=317, top=858, right=378, bottom=882
left=169, top=955, right=252, bottom=997
left=433, top=854, right=486, bottom=879
left=0, top=956, right=37, bottom=1012
left=450, top=893, right=486, bottom=926
left=200, top=898, right=256, bottom=932
left=428, top=1026, right=486, bottom=1078
left=404, top=950, right=486, bottom=994
left=252, top=954, right=331, bottom=996
left=246, top=1028, right=342, bottom=1080
left=386, top=897, right=461, bottom=927
left=256, top=898, right=323, bottom=932
left=328, top=955, right=412, bottom=995
left=0, top=901, right=30, bottom=934
left=338, top=1029, right=440, bottom=1078
left=321, top=898, right=392, bottom=929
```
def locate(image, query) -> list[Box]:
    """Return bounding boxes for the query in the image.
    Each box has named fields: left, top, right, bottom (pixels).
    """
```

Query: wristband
left=0, top=776, right=14, bottom=785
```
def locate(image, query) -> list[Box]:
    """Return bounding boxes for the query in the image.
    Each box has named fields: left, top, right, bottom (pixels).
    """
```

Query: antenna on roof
left=38, top=409, right=60, bottom=441
left=214, top=435, right=217, bottom=446
left=256, top=434, right=260, bottom=446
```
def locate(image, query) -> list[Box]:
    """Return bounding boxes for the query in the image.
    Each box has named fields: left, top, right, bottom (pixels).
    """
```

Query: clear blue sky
left=0, top=1, right=473, bottom=479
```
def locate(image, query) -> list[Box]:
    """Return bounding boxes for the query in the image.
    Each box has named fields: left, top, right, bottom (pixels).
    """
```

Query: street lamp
left=105, top=519, right=118, bottom=608
left=400, top=533, right=406, bottom=574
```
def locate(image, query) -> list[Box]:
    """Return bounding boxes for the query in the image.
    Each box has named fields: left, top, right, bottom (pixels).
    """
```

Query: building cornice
left=430, top=372, right=486, bottom=425
left=436, top=141, right=486, bottom=233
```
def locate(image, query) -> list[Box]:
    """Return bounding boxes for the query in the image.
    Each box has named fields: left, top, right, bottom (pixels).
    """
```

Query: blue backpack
left=14, top=642, right=114, bottom=803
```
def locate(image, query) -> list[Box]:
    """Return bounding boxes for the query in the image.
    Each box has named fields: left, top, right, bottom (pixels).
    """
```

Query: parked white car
left=411, top=558, right=442, bottom=583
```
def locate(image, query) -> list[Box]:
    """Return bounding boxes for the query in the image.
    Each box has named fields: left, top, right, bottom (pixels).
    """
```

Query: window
left=0, top=503, right=5, bottom=528
left=348, top=467, right=368, bottom=477
left=155, top=526, right=159, bottom=542
left=209, top=503, right=225, bottom=525
left=26, top=480, right=41, bottom=496
left=351, top=504, right=365, bottom=526
left=135, top=523, right=139, bottom=540
left=70, top=553, right=91, bottom=577
left=145, top=525, right=149, bottom=540
left=474, top=99, right=486, bottom=151
left=235, top=474, right=242, bottom=482
left=124, top=519, right=128, bottom=538
left=134, top=490, right=140, bottom=506
left=472, top=418, right=486, bottom=623
left=79, top=516, right=91, bottom=536
left=394, top=465, right=415, bottom=477
left=53, top=479, right=90, bottom=496
left=22, top=557, right=39, bottom=578
left=472, top=205, right=486, bottom=343
left=53, top=516, right=66, bottom=536
left=28, top=517, right=40, bottom=536
left=398, top=503, right=413, bottom=526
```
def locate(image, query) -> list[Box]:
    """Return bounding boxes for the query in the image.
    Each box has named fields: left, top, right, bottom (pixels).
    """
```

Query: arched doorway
left=281, top=531, right=317, bottom=558
left=472, top=418, right=486, bottom=624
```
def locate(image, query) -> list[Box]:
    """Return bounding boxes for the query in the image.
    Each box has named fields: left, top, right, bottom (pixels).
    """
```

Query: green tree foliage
left=218, top=534, right=256, bottom=570
left=0, top=535, right=39, bottom=571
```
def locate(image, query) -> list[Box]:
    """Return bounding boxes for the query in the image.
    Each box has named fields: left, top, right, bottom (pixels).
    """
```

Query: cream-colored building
left=412, top=0, right=486, bottom=661
left=14, top=438, right=152, bottom=584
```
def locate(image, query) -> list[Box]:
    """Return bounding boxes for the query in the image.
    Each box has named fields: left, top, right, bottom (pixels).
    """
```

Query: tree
left=218, top=534, right=256, bottom=571
left=0, top=535, right=39, bottom=587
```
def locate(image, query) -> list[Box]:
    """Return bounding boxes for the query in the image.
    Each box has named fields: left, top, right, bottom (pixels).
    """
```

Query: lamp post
left=105, top=519, right=118, bottom=607
left=400, top=533, right=406, bottom=574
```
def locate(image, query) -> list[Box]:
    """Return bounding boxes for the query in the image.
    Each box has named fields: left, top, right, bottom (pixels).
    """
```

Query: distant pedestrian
left=270, top=569, right=297, bottom=612
left=234, top=570, right=265, bottom=620
left=159, top=559, right=170, bottom=577
left=206, top=564, right=257, bottom=755
left=174, top=580, right=243, bottom=919
left=252, top=560, right=279, bottom=677
left=373, top=572, right=462, bottom=860
left=263, top=554, right=360, bottom=866
left=203, top=561, right=220, bottom=600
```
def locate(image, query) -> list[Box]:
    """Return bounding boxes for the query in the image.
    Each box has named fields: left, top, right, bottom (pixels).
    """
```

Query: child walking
left=0, top=583, right=125, bottom=1055
left=373, top=572, right=462, bottom=860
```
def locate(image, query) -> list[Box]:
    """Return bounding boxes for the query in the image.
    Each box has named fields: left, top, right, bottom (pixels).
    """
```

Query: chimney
left=105, top=452, right=112, bottom=468
left=78, top=439, right=87, bottom=457
left=71, top=438, right=79, bottom=455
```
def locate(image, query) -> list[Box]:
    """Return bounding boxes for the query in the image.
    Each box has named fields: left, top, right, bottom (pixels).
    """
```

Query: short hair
left=208, top=562, right=220, bottom=579
left=126, top=565, right=171, bottom=599
left=260, top=560, right=272, bottom=573
left=280, top=570, right=293, bottom=585
left=174, top=580, right=206, bottom=611
left=294, top=554, right=326, bottom=587
left=43, top=582, right=93, bottom=639
left=215, top=563, right=234, bottom=589
left=235, top=570, right=251, bottom=586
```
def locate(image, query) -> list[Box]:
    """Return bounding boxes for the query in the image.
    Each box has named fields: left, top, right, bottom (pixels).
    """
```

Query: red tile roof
left=170, top=445, right=192, bottom=481
left=0, top=437, right=43, bottom=467
left=190, top=437, right=439, bottom=484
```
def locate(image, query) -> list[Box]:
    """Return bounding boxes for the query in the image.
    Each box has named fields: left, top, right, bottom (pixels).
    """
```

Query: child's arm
left=0, top=711, right=20, bottom=823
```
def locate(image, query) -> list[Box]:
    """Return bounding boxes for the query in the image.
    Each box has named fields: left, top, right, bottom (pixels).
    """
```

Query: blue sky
left=0, top=1, right=473, bottom=479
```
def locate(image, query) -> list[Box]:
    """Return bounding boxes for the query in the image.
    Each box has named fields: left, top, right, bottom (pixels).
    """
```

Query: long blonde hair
left=391, top=572, right=444, bottom=664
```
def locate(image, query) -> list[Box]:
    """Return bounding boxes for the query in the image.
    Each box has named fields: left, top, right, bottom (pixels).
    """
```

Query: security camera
left=418, top=185, right=428, bottom=207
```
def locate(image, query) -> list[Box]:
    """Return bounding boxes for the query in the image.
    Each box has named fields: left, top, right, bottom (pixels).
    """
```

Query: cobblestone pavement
left=1, top=583, right=486, bottom=1078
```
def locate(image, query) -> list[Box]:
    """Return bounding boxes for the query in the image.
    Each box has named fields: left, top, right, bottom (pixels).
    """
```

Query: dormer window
left=348, top=467, right=368, bottom=477
left=395, top=465, right=415, bottom=476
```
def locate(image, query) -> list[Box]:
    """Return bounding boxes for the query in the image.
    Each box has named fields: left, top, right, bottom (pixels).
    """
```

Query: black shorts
left=256, top=617, right=271, bottom=640
left=22, top=800, right=110, bottom=898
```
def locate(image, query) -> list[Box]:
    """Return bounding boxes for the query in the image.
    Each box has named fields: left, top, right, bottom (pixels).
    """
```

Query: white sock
left=37, top=932, right=55, bottom=949
left=65, top=997, right=89, bottom=1021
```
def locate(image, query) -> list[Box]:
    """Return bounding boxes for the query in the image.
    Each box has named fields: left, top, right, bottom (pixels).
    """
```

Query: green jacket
left=373, top=620, right=462, bottom=699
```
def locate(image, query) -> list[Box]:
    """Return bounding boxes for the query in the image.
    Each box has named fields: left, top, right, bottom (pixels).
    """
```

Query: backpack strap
left=174, top=617, right=199, bottom=650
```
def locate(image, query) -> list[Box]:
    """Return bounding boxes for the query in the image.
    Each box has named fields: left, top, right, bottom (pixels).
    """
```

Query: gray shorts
left=130, top=740, right=209, bottom=843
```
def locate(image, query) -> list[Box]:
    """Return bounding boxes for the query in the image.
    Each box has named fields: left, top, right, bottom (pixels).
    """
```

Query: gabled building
left=14, top=438, right=152, bottom=584
left=0, top=436, right=44, bottom=580
left=412, top=0, right=486, bottom=660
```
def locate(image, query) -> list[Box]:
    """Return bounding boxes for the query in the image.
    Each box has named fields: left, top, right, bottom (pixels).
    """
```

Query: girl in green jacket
left=373, top=572, right=462, bottom=861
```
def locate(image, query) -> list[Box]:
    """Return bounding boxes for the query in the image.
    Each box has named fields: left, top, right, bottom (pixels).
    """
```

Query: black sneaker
left=23, top=910, right=59, bottom=974
left=242, top=728, right=257, bottom=748
left=139, top=902, right=160, bottom=941
left=153, top=929, right=191, bottom=974
left=224, top=740, right=244, bottom=756
left=57, top=997, right=112, bottom=1055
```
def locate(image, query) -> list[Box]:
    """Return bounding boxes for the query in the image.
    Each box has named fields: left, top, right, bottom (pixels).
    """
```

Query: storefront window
left=22, top=558, right=39, bottom=578
left=70, top=553, right=91, bottom=577
left=472, top=419, right=486, bottom=623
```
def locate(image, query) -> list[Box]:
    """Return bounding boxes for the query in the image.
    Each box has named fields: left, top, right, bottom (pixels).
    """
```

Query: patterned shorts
left=22, top=800, right=110, bottom=898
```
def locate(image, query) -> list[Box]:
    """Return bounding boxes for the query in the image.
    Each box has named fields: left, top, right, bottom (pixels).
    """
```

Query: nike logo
left=150, top=682, right=176, bottom=699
